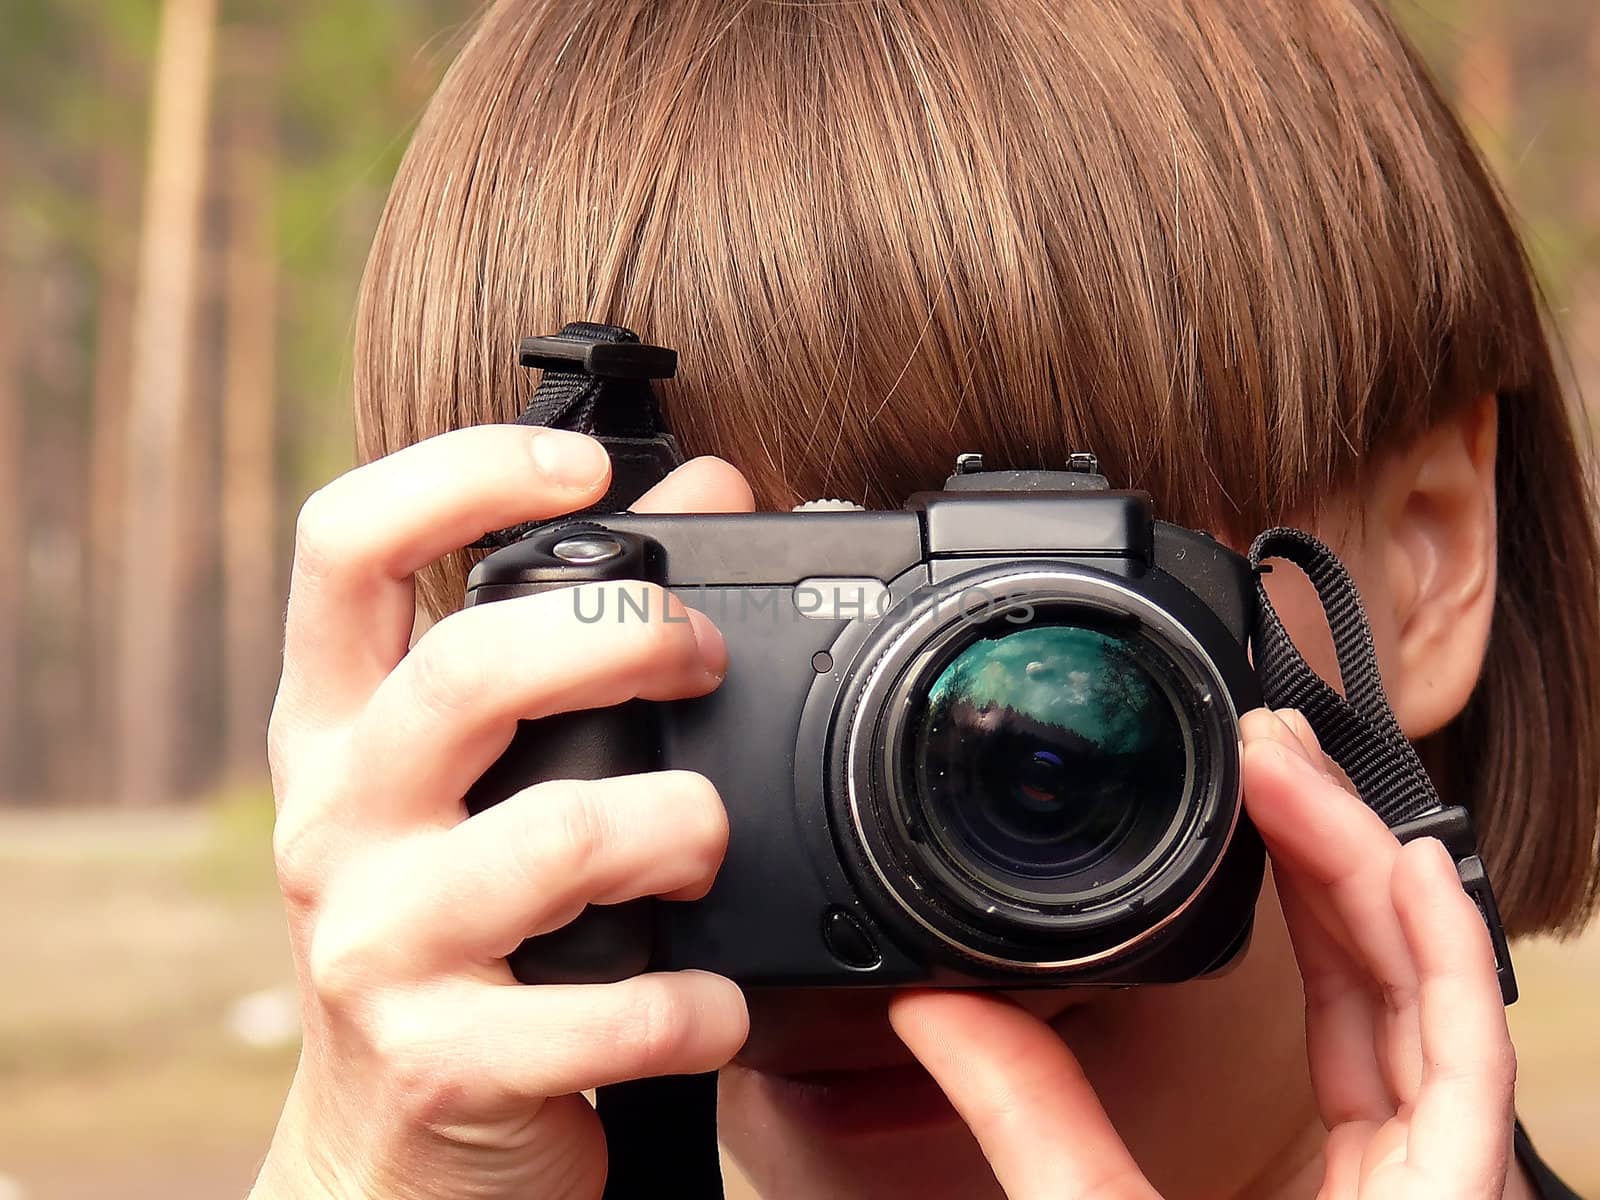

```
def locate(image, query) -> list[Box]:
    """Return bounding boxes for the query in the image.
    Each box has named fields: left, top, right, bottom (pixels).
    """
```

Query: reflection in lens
left=908, top=623, right=1188, bottom=889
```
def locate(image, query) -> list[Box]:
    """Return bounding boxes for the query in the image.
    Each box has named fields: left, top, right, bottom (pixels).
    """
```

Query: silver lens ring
left=840, top=564, right=1243, bottom=971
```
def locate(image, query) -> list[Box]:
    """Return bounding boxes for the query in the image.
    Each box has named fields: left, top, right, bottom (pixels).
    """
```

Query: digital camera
left=464, top=455, right=1265, bottom=988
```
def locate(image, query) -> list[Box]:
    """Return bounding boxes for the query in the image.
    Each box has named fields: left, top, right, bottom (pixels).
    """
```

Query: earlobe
left=1382, top=394, right=1499, bottom=738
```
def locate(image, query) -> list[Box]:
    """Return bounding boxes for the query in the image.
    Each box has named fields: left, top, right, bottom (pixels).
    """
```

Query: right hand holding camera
left=252, top=426, right=754, bottom=1200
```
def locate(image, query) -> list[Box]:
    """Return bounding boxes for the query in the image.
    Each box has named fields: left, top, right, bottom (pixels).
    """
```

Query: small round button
left=821, top=907, right=882, bottom=971
left=551, top=534, right=624, bottom=564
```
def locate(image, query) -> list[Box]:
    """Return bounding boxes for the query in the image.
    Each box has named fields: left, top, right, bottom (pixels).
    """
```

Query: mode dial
left=791, top=499, right=867, bottom=512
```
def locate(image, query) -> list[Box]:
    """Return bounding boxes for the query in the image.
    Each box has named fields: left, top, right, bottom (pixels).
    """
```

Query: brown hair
left=354, top=0, right=1600, bottom=936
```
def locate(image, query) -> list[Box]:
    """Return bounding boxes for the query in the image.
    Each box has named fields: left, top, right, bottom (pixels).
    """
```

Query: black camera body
left=465, top=458, right=1265, bottom=989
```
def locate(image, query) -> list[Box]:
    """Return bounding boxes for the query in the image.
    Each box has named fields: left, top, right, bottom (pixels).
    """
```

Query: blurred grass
left=0, top=804, right=298, bottom=1198
left=0, top=808, right=1594, bottom=1198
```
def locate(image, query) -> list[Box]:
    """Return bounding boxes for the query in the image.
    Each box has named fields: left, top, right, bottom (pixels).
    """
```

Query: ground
left=0, top=805, right=1594, bottom=1198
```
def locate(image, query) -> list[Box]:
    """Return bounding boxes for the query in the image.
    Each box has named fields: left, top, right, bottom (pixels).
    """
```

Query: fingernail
left=1422, top=836, right=1458, bottom=880
left=1263, top=736, right=1327, bottom=790
left=531, top=429, right=610, bottom=489
left=1265, top=710, right=1310, bottom=760
left=1263, top=739, right=1309, bottom=777
left=686, top=608, right=728, bottom=678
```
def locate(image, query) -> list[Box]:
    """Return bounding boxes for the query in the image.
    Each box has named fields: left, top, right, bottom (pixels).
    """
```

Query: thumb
left=888, top=990, right=1159, bottom=1200
left=631, top=455, right=756, bottom=514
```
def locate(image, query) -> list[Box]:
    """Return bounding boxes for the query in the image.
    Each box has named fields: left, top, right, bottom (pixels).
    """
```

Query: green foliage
left=6, top=0, right=479, bottom=495
left=267, top=0, right=479, bottom=497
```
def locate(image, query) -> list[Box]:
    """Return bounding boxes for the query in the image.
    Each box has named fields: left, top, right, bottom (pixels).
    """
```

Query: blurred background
left=0, top=1, right=1595, bottom=1197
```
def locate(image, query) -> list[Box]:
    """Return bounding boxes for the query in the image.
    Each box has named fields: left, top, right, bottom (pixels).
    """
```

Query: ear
left=1368, top=394, right=1499, bottom=738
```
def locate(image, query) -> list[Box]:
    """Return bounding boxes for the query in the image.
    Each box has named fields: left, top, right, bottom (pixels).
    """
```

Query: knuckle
left=265, top=708, right=295, bottom=793
left=554, top=581, right=697, bottom=697
left=405, top=618, right=485, bottom=718
left=264, top=685, right=319, bottom=794
left=1379, top=979, right=1419, bottom=1015
left=306, top=918, right=380, bottom=1014
left=667, top=771, right=729, bottom=857
left=547, top=780, right=609, bottom=876
left=291, top=485, right=348, bottom=583
left=367, top=1003, right=468, bottom=1122
left=271, top=815, right=325, bottom=916
left=629, top=977, right=694, bottom=1064
left=624, top=585, right=686, bottom=656
left=265, top=705, right=293, bottom=787
left=1490, top=1039, right=1518, bottom=1091
left=1278, top=708, right=1314, bottom=742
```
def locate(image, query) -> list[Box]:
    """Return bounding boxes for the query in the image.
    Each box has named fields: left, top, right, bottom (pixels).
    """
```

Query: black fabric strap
left=1247, top=527, right=1440, bottom=826
left=482, top=325, right=716, bottom=1200
left=1249, top=527, right=1518, bottom=1005
left=1515, top=1119, right=1584, bottom=1200
left=473, top=321, right=685, bottom=550
left=596, top=1075, right=724, bottom=1200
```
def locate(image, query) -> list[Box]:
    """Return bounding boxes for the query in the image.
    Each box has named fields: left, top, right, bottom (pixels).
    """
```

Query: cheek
left=1260, top=563, right=1341, bottom=687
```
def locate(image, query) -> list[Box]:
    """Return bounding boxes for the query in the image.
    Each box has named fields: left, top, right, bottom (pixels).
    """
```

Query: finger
left=1274, top=707, right=1357, bottom=794
left=889, top=990, right=1157, bottom=1200
left=1272, top=866, right=1392, bottom=1126
left=1322, top=1121, right=1379, bottom=1199
left=632, top=455, right=756, bottom=514
left=1240, top=710, right=1423, bottom=1101
left=1270, top=707, right=1322, bottom=763
left=1240, top=710, right=1403, bottom=976
left=280, top=426, right=611, bottom=724
left=1390, top=837, right=1516, bottom=1193
left=371, top=971, right=749, bottom=1109
left=362, top=771, right=730, bottom=969
left=342, top=582, right=725, bottom=826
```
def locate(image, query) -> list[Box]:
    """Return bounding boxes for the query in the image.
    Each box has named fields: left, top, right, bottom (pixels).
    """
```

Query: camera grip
left=464, top=706, right=662, bottom=984
left=462, top=528, right=668, bottom=985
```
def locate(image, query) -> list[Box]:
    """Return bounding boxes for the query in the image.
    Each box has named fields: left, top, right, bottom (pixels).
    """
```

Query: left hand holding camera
left=890, top=707, right=1521, bottom=1200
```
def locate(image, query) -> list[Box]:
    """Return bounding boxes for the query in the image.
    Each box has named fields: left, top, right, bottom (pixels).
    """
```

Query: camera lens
left=834, top=566, right=1245, bottom=971
left=903, top=621, right=1189, bottom=904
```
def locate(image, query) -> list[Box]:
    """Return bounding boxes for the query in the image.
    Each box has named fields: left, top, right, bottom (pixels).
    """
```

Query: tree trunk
left=0, top=137, right=23, bottom=802
left=115, top=0, right=218, bottom=806
left=219, top=28, right=281, bottom=785
left=88, top=111, right=138, bottom=804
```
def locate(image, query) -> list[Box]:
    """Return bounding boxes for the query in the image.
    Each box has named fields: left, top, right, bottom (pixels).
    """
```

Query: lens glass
left=906, top=620, right=1190, bottom=898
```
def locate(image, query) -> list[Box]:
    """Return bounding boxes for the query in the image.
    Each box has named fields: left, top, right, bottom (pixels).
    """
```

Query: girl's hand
left=252, top=427, right=755, bottom=1200
left=889, top=708, right=1519, bottom=1200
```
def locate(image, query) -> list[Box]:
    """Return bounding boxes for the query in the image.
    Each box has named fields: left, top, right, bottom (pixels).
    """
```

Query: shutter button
left=822, top=907, right=882, bottom=970
left=551, top=534, right=624, bottom=564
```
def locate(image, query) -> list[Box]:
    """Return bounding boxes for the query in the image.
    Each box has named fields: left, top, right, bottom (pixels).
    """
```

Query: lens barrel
left=837, top=566, right=1242, bottom=971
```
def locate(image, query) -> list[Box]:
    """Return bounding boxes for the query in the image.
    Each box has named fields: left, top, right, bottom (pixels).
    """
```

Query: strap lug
left=1390, top=807, right=1519, bottom=1005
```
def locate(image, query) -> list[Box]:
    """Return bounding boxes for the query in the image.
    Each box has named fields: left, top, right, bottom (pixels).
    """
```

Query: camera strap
left=1248, top=526, right=1517, bottom=1007
left=485, top=328, right=1516, bottom=1199
left=1248, top=527, right=1441, bottom=825
left=474, top=321, right=685, bottom=549
left=479, top=323, right=719, bottom=1198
